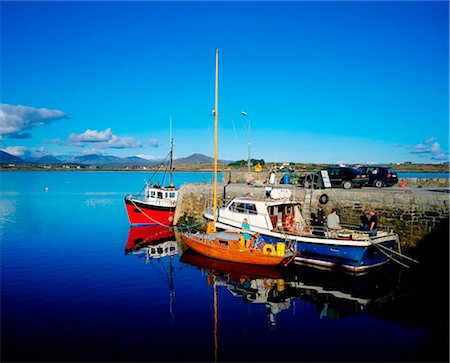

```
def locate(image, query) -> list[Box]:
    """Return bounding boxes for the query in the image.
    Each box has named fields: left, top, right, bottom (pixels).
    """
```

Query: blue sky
left=1, top=1, right=448, bottom=164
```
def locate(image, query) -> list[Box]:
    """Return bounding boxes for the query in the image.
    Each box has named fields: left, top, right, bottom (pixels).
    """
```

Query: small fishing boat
left=180, top=49, right=297, bottom=267
left=124, top=127, right=179, bottom=226
left=204, top=189, right=403, bottom=272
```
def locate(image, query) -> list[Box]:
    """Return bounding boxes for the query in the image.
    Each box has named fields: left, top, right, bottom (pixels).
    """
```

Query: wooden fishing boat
left=180, top=230, right=293, bottom=266
left=180, top=49, right=297, bottom=267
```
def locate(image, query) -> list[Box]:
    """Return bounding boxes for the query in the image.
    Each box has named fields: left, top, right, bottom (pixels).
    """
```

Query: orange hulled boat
left=180, top=49, right=297, bottom=267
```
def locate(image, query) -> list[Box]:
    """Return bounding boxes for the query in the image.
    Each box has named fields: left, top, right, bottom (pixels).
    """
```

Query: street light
left=241, top=111, right=251, bottom=173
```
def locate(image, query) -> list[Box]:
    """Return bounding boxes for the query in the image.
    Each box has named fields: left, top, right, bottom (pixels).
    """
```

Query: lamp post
left=241, top=111, right=251, bottom=173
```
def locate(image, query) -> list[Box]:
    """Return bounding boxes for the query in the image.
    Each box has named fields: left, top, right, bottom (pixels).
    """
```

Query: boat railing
left=297, top=223, right=395, bottom=240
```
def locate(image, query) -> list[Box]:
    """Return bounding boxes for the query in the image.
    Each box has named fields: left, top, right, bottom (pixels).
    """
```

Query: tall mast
left=169, top=115, right=174, bottom=186
left=213, top=48, right=219, bottom=232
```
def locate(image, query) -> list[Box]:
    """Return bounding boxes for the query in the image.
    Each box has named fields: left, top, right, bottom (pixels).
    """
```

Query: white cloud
left=149, top=138, right=160, bottom=147
left=430, top=142, right=440, bottom=153
left=432, top=152, right=449, bottom=161
left=68, top=128, right=112, bottom=143
left=65, top=128, right=141, bottom=149
left=2, top=146, right=26, bottom=156
left=104, top=135, right=141, bottom=149
left=0, top=104, right=68, bottom=135
left=81, top=148, right=105, bottom=155
left=136, top=154, right=162, bottom=160
left=410, top=138, right=448, bottom=161
left=411, top=144, right=429, bottom=153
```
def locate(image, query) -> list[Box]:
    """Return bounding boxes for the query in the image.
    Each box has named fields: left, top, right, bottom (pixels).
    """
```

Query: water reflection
left=125, top=225, right=178, bottom=323
left=180, top=249, right=401, bottom=327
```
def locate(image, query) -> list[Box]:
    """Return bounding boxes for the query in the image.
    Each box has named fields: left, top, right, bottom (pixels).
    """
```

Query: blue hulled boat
left=204, top=191, right=400, bottom=273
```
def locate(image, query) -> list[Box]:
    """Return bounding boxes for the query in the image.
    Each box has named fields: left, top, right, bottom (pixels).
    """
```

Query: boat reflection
left=125, top=225, right=178, bottom=322
left=180, top=249, right=401, bottom=325
left=180, top=249, right=290, bottom=328
left=125, top=224, right=177, bottom=257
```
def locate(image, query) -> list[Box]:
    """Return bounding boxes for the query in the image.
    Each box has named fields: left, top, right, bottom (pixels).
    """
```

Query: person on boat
left=326, top=208, right=341, bottom=231
left=317, top=205, right=325, bottom=225
left=242, top=218, right=253, bottom=248
left=359, top=214, right=370, bottom=231
left=369, top=209, right=378, bottom=237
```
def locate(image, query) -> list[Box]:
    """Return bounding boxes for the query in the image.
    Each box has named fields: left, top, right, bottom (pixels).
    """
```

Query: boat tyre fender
left=263, top=244, right=275, bottom=256
left=319, top=193, right=329, bottom=205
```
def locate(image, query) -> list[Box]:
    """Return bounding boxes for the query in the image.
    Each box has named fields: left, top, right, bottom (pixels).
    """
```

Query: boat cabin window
left=157, top=192, right=163, bottom=198
left=229, top=202, right=257, bottom=215
left=164, top=192, right=168, bottom=198
left=151, top=191, right=156, bottom=197
left=169, top=192, right=176, bottom=198
left=286, top=205, right=292, bottom=215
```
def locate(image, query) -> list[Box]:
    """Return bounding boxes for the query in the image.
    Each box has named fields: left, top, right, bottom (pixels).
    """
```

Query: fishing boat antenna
left=169, top=115, right=174, bottom=186
left=212, top=48, right=219, bottom=233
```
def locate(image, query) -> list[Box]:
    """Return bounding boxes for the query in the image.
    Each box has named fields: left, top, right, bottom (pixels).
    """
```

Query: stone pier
left=174, top=180, right=449, bottom=248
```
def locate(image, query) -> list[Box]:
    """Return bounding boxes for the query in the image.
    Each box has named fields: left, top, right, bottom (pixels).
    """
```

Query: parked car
left=357, top=166, right=399, bottom=188
left=298, top=166, right=369, bottom=189
left=324, top=166, right=369, bottom=189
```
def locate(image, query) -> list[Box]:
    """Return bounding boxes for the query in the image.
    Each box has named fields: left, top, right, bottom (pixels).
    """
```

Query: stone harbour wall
left=174, top=181, right=449, bottom=248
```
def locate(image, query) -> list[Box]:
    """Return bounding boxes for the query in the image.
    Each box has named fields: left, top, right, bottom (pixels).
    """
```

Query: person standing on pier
left=369, top=209, right=378, bottom=237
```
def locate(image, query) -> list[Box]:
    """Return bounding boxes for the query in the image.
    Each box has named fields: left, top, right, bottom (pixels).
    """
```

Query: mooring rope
left=129, top=198, right=172, bottom=227
left=367, top=238, right=414, bottom=269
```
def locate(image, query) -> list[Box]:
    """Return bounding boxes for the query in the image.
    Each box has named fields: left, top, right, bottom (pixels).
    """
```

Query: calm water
left=1, top=171, right=448, bottom=362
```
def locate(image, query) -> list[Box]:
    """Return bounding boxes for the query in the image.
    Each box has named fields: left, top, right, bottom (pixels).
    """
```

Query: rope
left=367, top=238, right=412, bottom=269
left=374, top=241, right=420, bottom=264
left=137, top=151, right=173, bottom=197
left=129, top=198, right=173, bottom=227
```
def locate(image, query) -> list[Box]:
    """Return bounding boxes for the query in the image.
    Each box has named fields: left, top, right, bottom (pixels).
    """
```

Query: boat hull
left=180, top=234, right=287, bottom=266
left=124, top=197, right=175, bottom=226
left=295, top=238, right=397, bottom=273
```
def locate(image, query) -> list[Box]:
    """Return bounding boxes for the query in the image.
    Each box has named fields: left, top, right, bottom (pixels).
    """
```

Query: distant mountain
left=175, top=153, right=231, bottom=165
left=68, top=154, right=123, bottom=165
left=23, top=155, right=63, bottom=164
left=0, top=151, right=25, bottom=164
left=66, top=154, right=160, bottom=167
left=1, top=151, right=233, bottom=167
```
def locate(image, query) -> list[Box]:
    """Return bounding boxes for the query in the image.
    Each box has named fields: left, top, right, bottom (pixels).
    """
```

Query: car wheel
left=375, top=180, right=384, bottom=188
left=343, top=180, right=352, bottom=189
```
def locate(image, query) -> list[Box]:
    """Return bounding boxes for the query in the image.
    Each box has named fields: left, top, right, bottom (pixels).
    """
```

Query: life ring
left=263, top=244, right=275, bottom=256
left=284, top=215, right=296, bottom=231
left=319, top=193, right=329, bottom=205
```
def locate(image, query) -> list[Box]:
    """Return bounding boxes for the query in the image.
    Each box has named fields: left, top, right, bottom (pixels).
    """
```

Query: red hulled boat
left=124, top=131, right=179, bottom=226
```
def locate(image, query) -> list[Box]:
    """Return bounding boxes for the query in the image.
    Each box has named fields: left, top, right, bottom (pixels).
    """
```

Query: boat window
left=169, top=192, right=175, bottom=198
left=286, top=205, right=292, bottom=215
left=230, top=202, right=257, bottom=214
left=218, top=240, right=229, bottom=247
left=151, top=191, right=156, bottom=197
left=157, top=192, right=163, bottom=198
left=164, top=193, right=168, bottom=198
